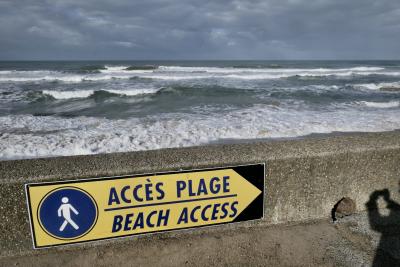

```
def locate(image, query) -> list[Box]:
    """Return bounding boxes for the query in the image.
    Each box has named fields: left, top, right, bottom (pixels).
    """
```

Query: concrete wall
left=1, top=131, right=400, bottom=257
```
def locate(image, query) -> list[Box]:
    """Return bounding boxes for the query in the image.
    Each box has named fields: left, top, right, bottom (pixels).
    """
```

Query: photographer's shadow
left=366, top=186, right=400, bottom=266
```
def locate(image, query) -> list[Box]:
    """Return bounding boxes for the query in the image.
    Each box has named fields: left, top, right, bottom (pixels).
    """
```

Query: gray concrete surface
left=1, top=131, right=400, bottom=265
left=1, top=210, right=399, bottom=266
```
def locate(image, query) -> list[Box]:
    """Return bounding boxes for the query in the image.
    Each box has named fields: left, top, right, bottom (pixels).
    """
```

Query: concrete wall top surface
left=1, top=131, right=400, bottom=257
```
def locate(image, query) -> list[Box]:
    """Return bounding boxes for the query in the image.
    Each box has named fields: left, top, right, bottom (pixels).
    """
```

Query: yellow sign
left=25, top=164, right=265, bottom=248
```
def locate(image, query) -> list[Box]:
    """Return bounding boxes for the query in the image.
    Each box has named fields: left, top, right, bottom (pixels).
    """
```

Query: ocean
left=1, top=60, right=400, bottom=160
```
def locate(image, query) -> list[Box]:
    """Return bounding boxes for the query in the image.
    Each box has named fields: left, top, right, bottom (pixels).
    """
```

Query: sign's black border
left=25, top=163, right=265, bottom=249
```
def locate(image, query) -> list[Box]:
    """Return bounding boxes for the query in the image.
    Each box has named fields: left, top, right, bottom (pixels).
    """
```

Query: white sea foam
left=347, top=67, right=384, bottom=71
left=144, top=69, right=400, bottom=80
left=358, top=101, right=400, bottom=108
left=353, top=82, right=400, bottom=91
left=0, top=66, right=397, bottom=83
left=0, top=70, right=83, bottom=82
left=353, top=83, right=381, bottom=90
left=105, top=88, right=160, bottom=96
left=2, top=105, right=400, bottom=160
left=143, top=74, right=217, bottom=80
left=0, top=70, right=55, bottom=75
left=0, top=74, right=135, bottom=83
left=42, top=88, right=161, bottom=99
left=42, top=90, right=94, bottom=99
left=0, top=68, right=136, bottom=82
left=158, top=66, right=384, bottom=73
left=104, top=65, right=129, bottom=71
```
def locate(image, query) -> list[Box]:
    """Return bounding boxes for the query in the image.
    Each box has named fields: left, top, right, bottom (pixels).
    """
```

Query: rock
left=333, top=197, right=356, bottom=220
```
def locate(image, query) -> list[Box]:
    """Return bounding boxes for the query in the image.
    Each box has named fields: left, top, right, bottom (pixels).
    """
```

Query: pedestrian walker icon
left=58, top=197, right=79, bottom=231
left=38, top=187, right=98, bottom=239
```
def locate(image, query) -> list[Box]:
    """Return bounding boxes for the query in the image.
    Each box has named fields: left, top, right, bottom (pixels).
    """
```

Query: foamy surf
left=353, top=82, right=400, bottom=91
left=358, top=101, right=400, bottom=108
left=2, top=105, right=400, bottom=160
left=1, top=60, right=400, bottom=160
left=42, top=90, right=94, bottom=99
left=157, top=66, right=384, bottom=73
left=0, top=65, right=399, bottom=83
left=42, top=88, right=161, bottom=99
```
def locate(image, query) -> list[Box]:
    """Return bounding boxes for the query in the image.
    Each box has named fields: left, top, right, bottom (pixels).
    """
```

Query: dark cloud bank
left=0, top=0, right=399, bottom=60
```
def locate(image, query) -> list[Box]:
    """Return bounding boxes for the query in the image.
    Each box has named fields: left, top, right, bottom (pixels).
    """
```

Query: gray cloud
left=0, top=0, right=399, bottom=60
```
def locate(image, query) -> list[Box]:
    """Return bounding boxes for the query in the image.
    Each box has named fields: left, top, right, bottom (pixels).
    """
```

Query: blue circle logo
left=38, top=187, right=98, bottom=240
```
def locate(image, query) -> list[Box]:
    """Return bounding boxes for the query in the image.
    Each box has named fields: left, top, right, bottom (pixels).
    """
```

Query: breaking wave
left=42, top=88, right=161, bottom=99
left=2, top=106, right=400, bottom=160
left=0, top=65, right=398, bottom=83
left=352, top=82, right=400, bottom=91
left=2, top=61, right=400, bottom=161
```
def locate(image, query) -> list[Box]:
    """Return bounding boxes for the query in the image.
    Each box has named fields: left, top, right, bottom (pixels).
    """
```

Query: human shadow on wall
left=366, top=185, right=400, bottom=266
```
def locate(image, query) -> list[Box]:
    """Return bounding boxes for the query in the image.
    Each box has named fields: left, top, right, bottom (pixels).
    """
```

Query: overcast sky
left=0, top=0, right=400, bottom=60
